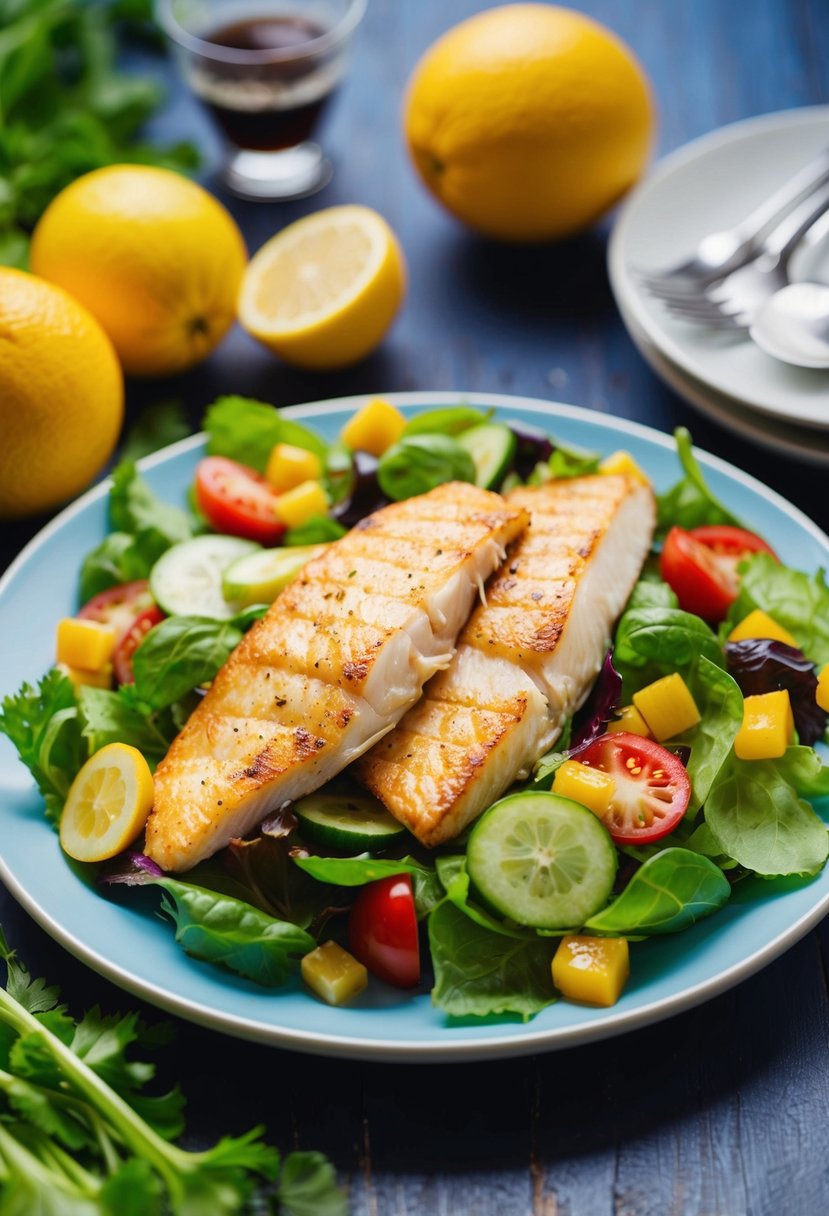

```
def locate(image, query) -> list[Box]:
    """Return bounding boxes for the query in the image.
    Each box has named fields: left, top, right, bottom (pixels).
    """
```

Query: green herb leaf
left=109, top=462, right=193, bottom=547
left=118, top=401, right=190, bottom=464
left=585, top=848, right=731, bottom=935
left=277, top=1150, right=348, bottom=1216
left=0, top=670, right=86, bottom=826
left=428, top=901, right=556, bottom=1019
left=705, top=754, right=829, bottom=877
left=656, top=427, right=742, bottom=536
left=726, top=552, right=829, bottom=667
left=613, top=604, right=724, bottom=699
left=292, top=854, right=429, bottom=887
left=131, top=616, right=244, bottom=710
left=377, top=434, right=476, bottom=501
left=204, top=396, right=327, bottom=471
left=76, top=687, right=170, bottom=763
left=156, top=880, right=315, bottom=986
left=284, top=516, right=347, bottom=546
left=401, top=406, right=489, bottom=437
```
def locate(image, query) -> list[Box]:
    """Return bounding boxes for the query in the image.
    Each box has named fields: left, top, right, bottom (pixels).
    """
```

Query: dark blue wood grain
left=2, top=3, right=829, bottom=1214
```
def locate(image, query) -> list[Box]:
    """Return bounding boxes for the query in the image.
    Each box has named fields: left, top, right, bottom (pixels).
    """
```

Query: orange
left=404, top=4, right=655, bottom=242
left=30, top=165, right=247, bottom=376
left=0, top=268, right=123, bottom=518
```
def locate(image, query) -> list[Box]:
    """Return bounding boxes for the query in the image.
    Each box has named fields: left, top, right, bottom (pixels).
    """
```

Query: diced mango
left=301, top=940, right=368, bottom=1006
left=340, top=397, right=406, bottom=456
left=728, top=609, right=798, bottom=648
left=598, top=449, right=650, bottom=486
left=266, top=443, right=322, bottom=493
left=552, top=935, right=630, bottom=1007
left=57, top=661, right=113, bottom=690
left=552, top=760, right=616, bottom=818
left=607, top=704, right=652, bottom=738
left=273, top=480, right=330, bottom=529
left=734, top=690, right=794, bottom=760
left=817, top=664, right=829, bottom=714
left=633, top=673, right=701, bottom=741
left=56, top=618, right=117, bottom=672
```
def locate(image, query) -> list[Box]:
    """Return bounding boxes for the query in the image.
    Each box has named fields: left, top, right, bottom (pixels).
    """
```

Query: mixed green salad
left=2, top=396, right=829, bottom=1021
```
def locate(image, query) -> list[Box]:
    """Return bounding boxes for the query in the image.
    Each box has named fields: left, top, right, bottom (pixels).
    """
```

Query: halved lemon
left=238, top=205, right=406, bottom=370
left=60, top=743, right=154, bottom=863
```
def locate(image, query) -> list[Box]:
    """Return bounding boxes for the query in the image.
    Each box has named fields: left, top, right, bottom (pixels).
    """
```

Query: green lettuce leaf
left=584, top=848, right=730, bottom=935
left=727, top=552, right=829, bottom=667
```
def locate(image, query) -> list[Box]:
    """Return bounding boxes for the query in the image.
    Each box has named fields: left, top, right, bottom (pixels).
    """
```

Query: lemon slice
left=238, top=205, right=406, bottom=370
left=60, top=743, right=154, bottom=863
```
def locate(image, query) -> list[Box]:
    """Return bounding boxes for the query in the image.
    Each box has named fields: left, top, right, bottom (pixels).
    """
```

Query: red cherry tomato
left=195, top=456, right=285, bottom=545
left=349, top=874, right=420, bottom=988
left=660, top=524, right=777, bottom=622
left=575, top=732, right=690, bottom=845
left=112, top=605, right=166, bottom=685
left=77, top=580, right=155, bottom=638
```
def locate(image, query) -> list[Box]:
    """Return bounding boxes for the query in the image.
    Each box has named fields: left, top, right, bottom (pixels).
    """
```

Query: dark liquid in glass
left=200, top=16, right=334, bottom=151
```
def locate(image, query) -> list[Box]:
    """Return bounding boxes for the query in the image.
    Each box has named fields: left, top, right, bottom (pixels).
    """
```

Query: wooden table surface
left=2, top=2, right=828, bottom=1212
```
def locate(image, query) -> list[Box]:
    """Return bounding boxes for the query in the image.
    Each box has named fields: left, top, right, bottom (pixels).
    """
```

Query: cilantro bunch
left=0, top=925, right=346, bottom=1214
left=0, top=0, right=199, bottom=268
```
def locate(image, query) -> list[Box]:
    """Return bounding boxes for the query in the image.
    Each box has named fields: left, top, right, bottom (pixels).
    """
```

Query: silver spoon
left=749, top=282, right=829, bottom=368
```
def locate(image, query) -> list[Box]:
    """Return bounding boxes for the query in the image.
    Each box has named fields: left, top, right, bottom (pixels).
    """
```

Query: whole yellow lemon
left=404, top=3, right=655, bottom=242
left=30, top=165, right=247, bottom=377
left=0, top=268, right=123, bottom=518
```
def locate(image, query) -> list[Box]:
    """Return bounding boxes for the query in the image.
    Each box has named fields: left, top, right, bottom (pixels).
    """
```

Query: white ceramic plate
left=1, top=393, right=828, bottom=1062
left=609, top=107, right=829, bottom=430
left=616, top=291, right=829, bottom=466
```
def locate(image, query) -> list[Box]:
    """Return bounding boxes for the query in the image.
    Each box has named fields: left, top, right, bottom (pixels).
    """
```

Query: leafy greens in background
left=0, top=924, right=347, bottom=1214
left=204, top=397, right=328, bottom=470
left=0, top=0, right=199, bottom=268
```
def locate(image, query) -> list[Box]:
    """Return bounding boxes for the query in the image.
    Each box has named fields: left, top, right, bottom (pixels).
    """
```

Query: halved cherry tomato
left=349, top=874, right=420, bottom=988
left=112, top=605, right=166, bottom=685
left=660, top=524, right=777, bottom=622
left=575, top=731, right=690, bottom=845
left=77, top=580, right=155, bottom=639
left=195, top=456, right=285, bottom=545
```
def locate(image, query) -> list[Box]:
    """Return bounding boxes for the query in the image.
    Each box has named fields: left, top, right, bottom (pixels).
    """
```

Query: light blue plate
left=2, top=393, right=828, bottom=1062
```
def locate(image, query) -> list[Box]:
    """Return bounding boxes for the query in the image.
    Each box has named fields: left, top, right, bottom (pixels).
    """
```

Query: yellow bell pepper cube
left=817, top=664, right=829, bottom=713
left=56, top=618, right=117, bottom=672
left=552, top=760, right=616, bottom=818
left=301, top=940, right=368, bottom=1006
left=274, top=480, right=330, bottom=529
left=727, top=609, right=798, bottom=648
left=552, top=935, right=630, bottom=1007
left=265, top=443, right=322, bottom=493
left=340, top=397, right=406, bottom=457
left=598, top=449, right=650, bottom=486
left=734, top=690, right=794, bottom=761
left=56, top=662, right=113, bottom=691
left=607, top=704, right=652, bottom=738
left=633, top=673, right=701, bottom=741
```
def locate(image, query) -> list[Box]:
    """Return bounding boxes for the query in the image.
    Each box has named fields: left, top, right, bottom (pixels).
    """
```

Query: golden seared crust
left=145, top=481, right=528, bottom=871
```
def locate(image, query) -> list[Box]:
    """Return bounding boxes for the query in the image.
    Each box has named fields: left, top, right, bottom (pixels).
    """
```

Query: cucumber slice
left=222, top=544, right=327, bottom=608
left=294, top=793, right=406, bottom=850
left=467, top=792, right=617, bottom=929
left=456, top=423, right=517, bottom=489
left=150, top=535, right=258, bottom=619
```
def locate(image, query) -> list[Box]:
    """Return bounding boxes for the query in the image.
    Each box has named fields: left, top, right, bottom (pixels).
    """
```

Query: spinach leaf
left=678, top=657, right=744, bottom=816
left=76, top=687, right=172, bottom=764
left=156, top=880, right=315, bottom=987
left=656, top=427, right=742, bottom=537
left=292, top=854, right=429, bottom=886
left=0, top=670, right=86, bottom=826
left=705, top=754, right=829, bottom=877
left=727, top=553, right=829, bottom=668
left=428, top=901, right=557, bottom=1019
left=131, top=616, right=244, bottom=709
left=377, top=435, right=476, bottom=500
left=614, top=604, right=723, bottom=698
left=625, top=576, right=679, bottom=612
left=204, top=397, right=327, bottom=471
left=584, top=848, right=730, bottom=935
left=284, top=516, right=347, bottom=546
left=401, top=407, right=489, bottom=437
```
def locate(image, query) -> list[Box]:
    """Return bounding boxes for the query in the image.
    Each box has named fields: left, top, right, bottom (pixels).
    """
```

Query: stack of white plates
left=609, top=106, right=829, bottom=465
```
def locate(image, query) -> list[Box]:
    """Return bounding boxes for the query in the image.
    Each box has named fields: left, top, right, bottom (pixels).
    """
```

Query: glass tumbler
left=158, top=0, right=366, bottom=200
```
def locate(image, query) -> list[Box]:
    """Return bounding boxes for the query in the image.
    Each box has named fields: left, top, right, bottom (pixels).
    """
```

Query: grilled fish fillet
left=358, top=475, right=656, bottom=845
left=144, top=482, right=528, bottom=871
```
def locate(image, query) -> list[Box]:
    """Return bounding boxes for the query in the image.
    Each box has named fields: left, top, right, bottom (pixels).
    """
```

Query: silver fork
left=649, top=178, right=829, bottom=328
left=635, top=145, right=829, bottom=293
